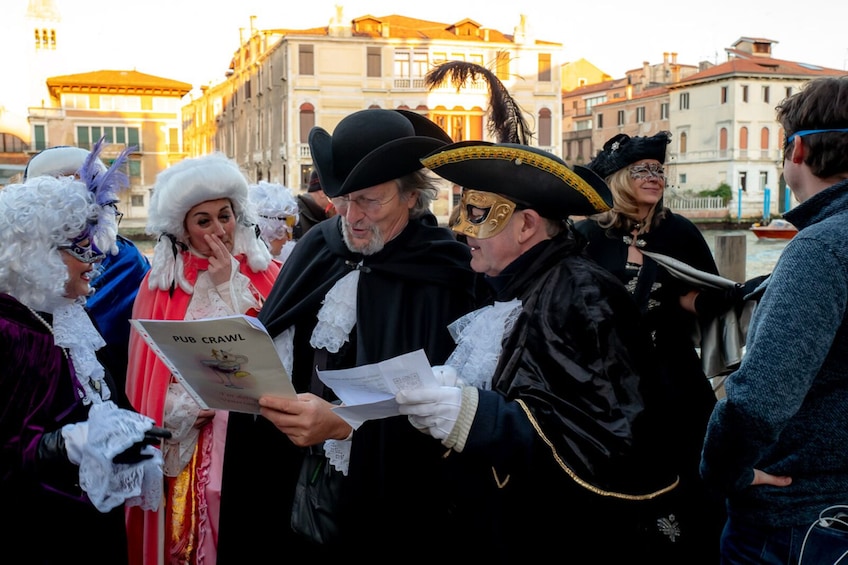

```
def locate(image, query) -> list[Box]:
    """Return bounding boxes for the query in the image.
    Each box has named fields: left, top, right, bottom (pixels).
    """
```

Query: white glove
left=431, top=365, right=465, bottom=388
left=396, top=387, right=463, bottom=440
left=61, top=421, right=90, bottom=465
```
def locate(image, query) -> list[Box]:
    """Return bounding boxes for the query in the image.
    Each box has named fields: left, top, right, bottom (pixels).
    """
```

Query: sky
left=32, top=0, right=848, bottom=90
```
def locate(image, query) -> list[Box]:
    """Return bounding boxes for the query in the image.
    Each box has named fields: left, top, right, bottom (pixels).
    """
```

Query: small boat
left=750, top=219, right=798, bottom=240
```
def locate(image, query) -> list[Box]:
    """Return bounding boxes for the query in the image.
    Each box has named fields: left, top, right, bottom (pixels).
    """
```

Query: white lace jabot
left=445, top=299, right=523, bottom=390
left=52, top=300, right=110, bottom=404
left=310, top=269, right=360, bottom=353
left=308, top=268, right=362, bottom=475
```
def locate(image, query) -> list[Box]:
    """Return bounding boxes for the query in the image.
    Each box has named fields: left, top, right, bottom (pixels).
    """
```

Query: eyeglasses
left=259, top=214, right=297, bottom=228
left=783, top=128, right=848, bottom=159
left=106, top=203, right=123, bottom=226
left=332, top=191, right=398, bottom=213
left=58, top=239, right=106, bottom=264
left=628, top=164, right=665, bottom=181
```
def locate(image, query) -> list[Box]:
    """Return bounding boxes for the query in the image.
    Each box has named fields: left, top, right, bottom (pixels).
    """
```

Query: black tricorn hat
left=308, top=109, right=452, bottom=198
left=422, top=141, right=613, bottom=218
left=587, top=131, right=672, bottom=179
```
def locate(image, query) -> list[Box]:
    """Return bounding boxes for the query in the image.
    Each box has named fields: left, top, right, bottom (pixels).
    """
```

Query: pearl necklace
left=24, top=304, right=69, bottom=360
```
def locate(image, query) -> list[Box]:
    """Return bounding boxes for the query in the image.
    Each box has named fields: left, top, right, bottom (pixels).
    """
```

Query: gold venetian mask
left=450, top=189, right=517, bottom=240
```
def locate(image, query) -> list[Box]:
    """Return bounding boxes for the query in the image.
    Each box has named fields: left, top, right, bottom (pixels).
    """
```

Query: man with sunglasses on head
left=701, top=76, right=848, bottom=564
left=217, top=109, right=478, bottom=561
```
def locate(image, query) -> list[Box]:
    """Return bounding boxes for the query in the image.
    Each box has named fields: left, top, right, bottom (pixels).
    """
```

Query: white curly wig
left=146, top=153, right=272, bottom=294
left=249, top=181, right=300, bottom=244
left=23, top=140, right=131, bottom=257
left=0, top=176, right=100, bottom=312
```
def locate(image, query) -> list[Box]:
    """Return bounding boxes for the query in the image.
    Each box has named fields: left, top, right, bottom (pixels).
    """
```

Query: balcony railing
left=393, top=78, right=426, bottom=89
left=666, top=196, right=727, bottom=210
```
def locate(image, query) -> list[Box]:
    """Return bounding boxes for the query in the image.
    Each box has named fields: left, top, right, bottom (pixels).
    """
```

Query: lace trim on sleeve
left=78, top=401, right=165, bottom=512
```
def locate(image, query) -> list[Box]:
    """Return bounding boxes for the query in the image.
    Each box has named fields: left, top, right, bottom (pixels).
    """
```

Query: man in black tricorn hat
left=217, top=109, right=479, bottom=560
left=393, top=140, right=696, bottom=561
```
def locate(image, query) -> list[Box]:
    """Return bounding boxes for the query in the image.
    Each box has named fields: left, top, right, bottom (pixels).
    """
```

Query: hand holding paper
left=395, top=386, right=463, bottom=440
left=317, top=349, right=439, bottom=429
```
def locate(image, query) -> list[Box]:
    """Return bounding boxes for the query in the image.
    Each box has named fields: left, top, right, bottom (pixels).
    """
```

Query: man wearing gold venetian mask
left=394, top=140, right=713, bottom=562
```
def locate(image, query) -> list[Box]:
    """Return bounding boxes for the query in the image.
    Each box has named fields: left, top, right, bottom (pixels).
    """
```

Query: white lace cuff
left=77, top=401, right=165, bottom=512
left=324, top=438, right=351, bottom=476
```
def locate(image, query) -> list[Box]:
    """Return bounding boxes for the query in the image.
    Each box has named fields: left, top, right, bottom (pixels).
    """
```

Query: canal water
left=129, top=227, right=789, bottom=281
left=701, top=228, right=790, bottom=280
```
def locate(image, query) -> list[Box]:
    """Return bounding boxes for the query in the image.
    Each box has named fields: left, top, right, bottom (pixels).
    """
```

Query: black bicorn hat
left=422, top=141, right=613, bottom=219
left=587, top=131, right=672, bottom=179
left=308, top=108, right=452, bottom=198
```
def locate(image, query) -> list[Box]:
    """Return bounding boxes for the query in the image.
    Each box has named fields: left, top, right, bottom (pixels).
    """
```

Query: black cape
left=437, top=232, right=693, bottom=561
left=218, top=214, right=478, bottom=560
left=575, top=213, right=725, bottom=560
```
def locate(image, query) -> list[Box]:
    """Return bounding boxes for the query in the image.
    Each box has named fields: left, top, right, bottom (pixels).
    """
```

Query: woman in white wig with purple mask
left=0, top=147, right=168, bottom=564
left=125, top=153, right=281, bottom=565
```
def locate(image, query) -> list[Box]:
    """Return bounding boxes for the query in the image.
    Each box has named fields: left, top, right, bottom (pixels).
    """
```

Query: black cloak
left=436, top=231, right=696, bottom=561
left=218, top=214, right=478, bottom=560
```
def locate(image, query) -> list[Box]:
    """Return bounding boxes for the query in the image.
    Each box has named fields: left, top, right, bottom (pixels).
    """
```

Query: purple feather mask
left=76, top=136, right=134, bottom=256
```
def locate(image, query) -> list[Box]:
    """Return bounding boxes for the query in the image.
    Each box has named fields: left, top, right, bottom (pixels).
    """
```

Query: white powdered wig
left=249, top=181, right=300, bottom=244
left=145, top=153, right=272, bottom=293
left=24, top=141, right=129, bottom=256
left=0, top=176, right=99, bottom=312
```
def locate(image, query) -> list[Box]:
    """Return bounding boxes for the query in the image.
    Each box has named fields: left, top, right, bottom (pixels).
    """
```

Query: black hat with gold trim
left=423, top=141, right=612, bottom=227
left=308, top=108, right=452, bottom=198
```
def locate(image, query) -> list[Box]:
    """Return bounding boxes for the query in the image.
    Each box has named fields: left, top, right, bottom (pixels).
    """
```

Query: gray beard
left=341, top=217, right=385, bottom=255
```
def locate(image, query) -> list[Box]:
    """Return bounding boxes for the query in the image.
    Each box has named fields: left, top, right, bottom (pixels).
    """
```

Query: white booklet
left=130, top=314, right=296, bottom=414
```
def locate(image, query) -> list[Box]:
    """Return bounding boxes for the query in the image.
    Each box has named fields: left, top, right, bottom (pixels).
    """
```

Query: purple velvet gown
left=0, top=292, right=129, bottom=564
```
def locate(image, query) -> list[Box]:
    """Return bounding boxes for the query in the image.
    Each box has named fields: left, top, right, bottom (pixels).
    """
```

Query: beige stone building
left=28, top=70, right=191, bottom=223
left=182, top=10, right=563, bottom=219
left=563, top=52, right=700, bottom=170
left=566, top=40, right=848, bottom=221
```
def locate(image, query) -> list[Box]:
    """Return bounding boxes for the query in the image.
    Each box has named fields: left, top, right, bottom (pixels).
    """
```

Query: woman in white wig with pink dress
left=125, top=153, right=281, bottom=565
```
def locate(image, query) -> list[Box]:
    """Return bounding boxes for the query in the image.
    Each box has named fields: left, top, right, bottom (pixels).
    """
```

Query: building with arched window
left=181, top=9, right=563, bottom=223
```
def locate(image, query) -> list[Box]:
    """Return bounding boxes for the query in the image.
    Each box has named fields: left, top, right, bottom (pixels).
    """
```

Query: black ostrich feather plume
left=425, top=59, right=532, bottom=145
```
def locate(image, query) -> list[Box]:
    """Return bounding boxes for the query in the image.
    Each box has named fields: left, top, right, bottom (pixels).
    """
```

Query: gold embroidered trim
left=422, top=145, right=611, bottom=213
left=515, top=398, right=678, bottom=500
left=492, top=467, right=510, bottom=488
